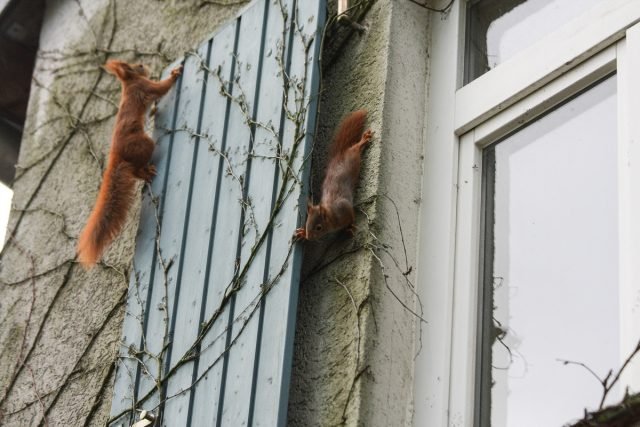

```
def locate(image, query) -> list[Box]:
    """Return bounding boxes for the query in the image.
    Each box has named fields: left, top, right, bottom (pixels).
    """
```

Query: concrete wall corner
left=288, top=0, right=430, bottom=425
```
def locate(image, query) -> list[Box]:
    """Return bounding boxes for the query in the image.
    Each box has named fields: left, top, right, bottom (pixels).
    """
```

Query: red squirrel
left=77, top=60, right=182, bottom=268
left=295, top=109, right=373, bottom=240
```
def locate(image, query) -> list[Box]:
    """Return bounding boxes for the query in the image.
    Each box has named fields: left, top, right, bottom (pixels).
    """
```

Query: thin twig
left=332, top=277, right=363, bottom=423
left=407, top=0, right=455, bottom=14
left=27, top=366, right=49, bottom=427
left=558, top=336, right=640, bottom=410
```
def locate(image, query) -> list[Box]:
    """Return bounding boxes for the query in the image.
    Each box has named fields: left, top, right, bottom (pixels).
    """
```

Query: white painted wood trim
left=448, top=131, right=483, bottom=427
left=416, top=3, right=640, bottom=426
left=412, top=1, right=464, bottom=426
left=473, top=45, right=616, bottom=148
left=443, top=49, right=624, bottom=427
left=455, top=0, right=640, bottom=135
left=616, top=24, right=640, bottom=390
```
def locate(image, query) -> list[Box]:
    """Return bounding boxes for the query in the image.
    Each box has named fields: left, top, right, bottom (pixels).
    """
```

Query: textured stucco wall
left=288, top=1, right=429, bottom=425
left=0, top=1, right=248, bottom=425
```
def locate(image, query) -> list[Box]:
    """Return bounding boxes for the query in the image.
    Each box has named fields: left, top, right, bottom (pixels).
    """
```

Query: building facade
left=1, top=0, right=638, bottom=426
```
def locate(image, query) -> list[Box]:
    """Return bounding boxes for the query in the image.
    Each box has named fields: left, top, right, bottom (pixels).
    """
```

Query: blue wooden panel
left=189, top=20, right=239, bottom=427
left=134, top=47, right=205, bottom=414
left=161, top=40, right=213, bottom=423
left=220, top=0, right=279, bottom=424
left=252, top=1, right=325, bottom=423
left=109, top=60, right=183, bottom=427
left=109, top=0, right=324, bottom=425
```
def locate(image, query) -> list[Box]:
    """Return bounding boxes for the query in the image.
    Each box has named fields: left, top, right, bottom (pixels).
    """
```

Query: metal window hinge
left=337, top=0, right=367, bottom=32
left=130, top=410, right=156, bottom=427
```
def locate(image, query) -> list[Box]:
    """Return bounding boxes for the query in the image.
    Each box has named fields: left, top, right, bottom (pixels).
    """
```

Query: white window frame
left=414, top=1, right=640, bottom=426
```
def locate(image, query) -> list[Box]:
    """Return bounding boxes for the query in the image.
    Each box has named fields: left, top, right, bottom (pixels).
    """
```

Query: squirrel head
left=103, top=60, right=150, bottom=81
left=304, top=202, right=329, bottom=240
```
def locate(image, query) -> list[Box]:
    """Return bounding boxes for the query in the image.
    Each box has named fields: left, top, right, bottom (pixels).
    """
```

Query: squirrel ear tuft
left=103, top=60, right=132, bottom=80
left=102, top=60, right=117, bottom=75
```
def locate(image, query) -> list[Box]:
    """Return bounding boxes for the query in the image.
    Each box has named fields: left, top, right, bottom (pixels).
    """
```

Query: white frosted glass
left=466, top=0, right=604, bottom=82
left=488, top=76, right=619, bottom=427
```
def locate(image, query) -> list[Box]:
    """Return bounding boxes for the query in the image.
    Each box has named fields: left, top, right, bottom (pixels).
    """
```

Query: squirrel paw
left=171, top=65, right=183, bottom=79
left=362, top=129, right=374, bottom=144
left=354, top=129, right=374, bottom=152
left=294, top=228, right=307, bottom=240
left=140, top=165, right=157, bottom=183
left=346, top=223, right=357, bottom=237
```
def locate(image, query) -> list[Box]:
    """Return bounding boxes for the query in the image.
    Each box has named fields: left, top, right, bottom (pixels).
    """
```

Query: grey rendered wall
left=0, top=1, right=249, bottom=425
left=288, top=1, right=430, bottom=426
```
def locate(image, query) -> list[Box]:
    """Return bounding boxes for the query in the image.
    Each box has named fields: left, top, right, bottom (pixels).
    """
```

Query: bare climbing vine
left=297, top=190, right=424, bottom=424
left=0, top=0, right=174, bottom=424
left=1, top=1, right=426, bottom=426
left=559, top=337, right=640, bottom=423
left=407, top=0, right=455, bottom=14
left=108, top=0, right=319, bottom=423
left=197, top=0, right=251, bottom=8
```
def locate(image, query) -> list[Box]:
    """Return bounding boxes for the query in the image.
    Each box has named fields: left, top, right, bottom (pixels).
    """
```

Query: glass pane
left=479, top=75, right=619, bottom=427
left=465, top=0, right=604, bottom=83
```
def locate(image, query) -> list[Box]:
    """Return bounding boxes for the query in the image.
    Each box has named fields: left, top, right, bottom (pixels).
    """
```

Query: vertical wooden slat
left=252, top=1, right=324, bottom=425
left=135, top=51, right=202, bottom=412
left=161, top=39, right=212, bottom=425
left=212, top=3, right=268, bottom=424
left=109, top=61, right=183, bottom=426
left=218, top=0, right=283, bottom=424
left=189, top=18, right=243, bottom=427
left=246, top=0, right=292, bottom=423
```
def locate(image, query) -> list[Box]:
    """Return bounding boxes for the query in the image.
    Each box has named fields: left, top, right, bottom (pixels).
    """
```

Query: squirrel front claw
left=171, top=65, right=183, bottom=79
left=145, top=165, right=157, bottom=182
left=294, top=228, right=307, bottom=240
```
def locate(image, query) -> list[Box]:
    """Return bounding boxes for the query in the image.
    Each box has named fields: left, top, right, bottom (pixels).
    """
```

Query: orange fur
left=328, top=109, right=368, bottom=158
left=295, top=109, right=374, bottom=240
left=77, top=60, right=182, bottom=268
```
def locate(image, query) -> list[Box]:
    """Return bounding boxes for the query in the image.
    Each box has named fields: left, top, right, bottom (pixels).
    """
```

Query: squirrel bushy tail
left=329, top=109, right=367, bottom=158
left=77, top=161, right=137, bottom=267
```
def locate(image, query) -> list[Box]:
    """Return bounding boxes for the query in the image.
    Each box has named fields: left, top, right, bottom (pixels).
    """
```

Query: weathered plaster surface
left=0, top=1, right=248, bottom=425
left=288, top=1, right=429, bottom=426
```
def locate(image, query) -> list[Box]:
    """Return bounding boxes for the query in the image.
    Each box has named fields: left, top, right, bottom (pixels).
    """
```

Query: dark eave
left=0, top=0, right=45, bottom=186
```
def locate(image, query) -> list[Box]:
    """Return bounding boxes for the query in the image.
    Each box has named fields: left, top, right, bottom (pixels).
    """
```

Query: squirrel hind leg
left=122, top=135, right=155, bottom=167
left=352, top=129, right=374, bottom=152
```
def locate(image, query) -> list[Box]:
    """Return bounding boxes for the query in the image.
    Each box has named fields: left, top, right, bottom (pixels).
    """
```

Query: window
left=479, top=75, right=620, bottom=427
left=415, top=1, right=640, bottom=425
left=464, top=0, right=604, bottom=83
